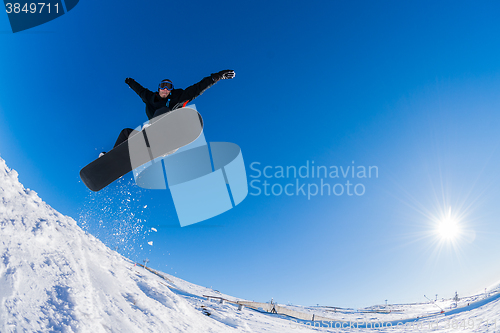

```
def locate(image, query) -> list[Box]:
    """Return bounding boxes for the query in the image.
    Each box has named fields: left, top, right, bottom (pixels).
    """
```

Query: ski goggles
left=158, top=81, right=174, bottom=90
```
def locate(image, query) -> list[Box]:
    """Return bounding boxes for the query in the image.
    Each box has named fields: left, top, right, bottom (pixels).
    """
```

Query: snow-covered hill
left=0, top=156, right=243, bottom=332
left=1, top=155, right=499, bottom=332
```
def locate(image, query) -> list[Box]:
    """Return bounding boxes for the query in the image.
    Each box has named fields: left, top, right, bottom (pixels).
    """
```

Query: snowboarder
left=101, top=69, right=235, bottom=156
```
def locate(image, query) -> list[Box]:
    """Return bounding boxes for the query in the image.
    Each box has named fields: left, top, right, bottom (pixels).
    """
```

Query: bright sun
left=436, top=217, right=461, bottom=241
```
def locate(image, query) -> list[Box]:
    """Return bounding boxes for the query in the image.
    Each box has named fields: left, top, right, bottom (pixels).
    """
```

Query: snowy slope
left=0, top=156, right=239, bottom=333
left=1, top=154, right=500, bottom=333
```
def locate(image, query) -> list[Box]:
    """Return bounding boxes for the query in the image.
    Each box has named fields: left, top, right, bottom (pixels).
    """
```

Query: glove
left=211, top=70, right=235, bottom=82
left=125, top=78, right=134, bottom=85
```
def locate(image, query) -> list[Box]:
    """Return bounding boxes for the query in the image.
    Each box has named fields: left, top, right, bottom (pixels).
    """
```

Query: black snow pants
left=114, top=128, right=137, bottom=148
left=113, top=107, right=170, bottom=148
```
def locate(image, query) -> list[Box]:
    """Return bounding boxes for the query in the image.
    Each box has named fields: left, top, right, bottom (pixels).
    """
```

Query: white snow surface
left=0, top=157, right=238, bottom=332
left=1, top=155, right=500, bottom=332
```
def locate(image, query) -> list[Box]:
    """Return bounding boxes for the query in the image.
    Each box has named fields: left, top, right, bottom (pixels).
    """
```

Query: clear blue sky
left=1, top=0, right=500, bottom=308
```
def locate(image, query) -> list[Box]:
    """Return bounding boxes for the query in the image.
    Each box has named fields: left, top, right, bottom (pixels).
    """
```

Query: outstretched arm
left=125, top=78, right=155, bottom=103
left=210, top=69, right=235, bottom=82
left=171, top=70, right=235, bottom=109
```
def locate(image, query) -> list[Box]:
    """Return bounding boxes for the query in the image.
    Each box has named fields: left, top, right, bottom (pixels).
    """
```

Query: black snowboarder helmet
left=158, top=79, right=173, bottom=91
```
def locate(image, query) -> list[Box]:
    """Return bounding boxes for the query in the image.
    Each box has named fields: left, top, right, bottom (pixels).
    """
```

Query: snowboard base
left=80, top=107, right=203, bottom=191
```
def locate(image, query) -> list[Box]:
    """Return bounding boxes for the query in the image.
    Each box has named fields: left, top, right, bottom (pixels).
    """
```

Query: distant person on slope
left=100, top=70, right=235, bottom=157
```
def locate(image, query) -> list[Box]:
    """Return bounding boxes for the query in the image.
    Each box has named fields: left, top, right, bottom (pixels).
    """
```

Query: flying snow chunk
left=151, top=228, right=157, bottom=232
left=148, top=241, right=153, bottom=246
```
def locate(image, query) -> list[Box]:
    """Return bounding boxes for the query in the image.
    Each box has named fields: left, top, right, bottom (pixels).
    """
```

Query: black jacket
left=127, top=76, right=216, bottom=120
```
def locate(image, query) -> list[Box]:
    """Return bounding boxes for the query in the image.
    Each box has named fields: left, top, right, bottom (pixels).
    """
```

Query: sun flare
left=436, top=217, right=460, bottom=241
left=434, top=207, right=463, bottom=243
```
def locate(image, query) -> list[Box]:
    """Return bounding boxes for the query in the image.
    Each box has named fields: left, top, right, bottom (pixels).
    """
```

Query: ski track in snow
left=0, top=155, right=499, bottom=332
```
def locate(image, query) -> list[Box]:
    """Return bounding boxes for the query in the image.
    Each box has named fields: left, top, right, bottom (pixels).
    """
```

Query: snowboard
left=80, top=107, right=203, bottom=191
